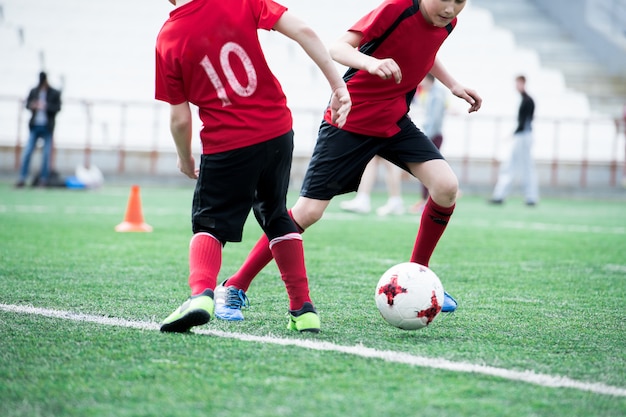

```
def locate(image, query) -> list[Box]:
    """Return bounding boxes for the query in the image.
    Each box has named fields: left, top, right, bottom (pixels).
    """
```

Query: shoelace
left=225, top=287, right=249, bottom=309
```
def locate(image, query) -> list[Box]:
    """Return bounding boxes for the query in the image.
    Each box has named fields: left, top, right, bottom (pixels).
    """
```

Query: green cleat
left=160, top=289, right=215, bottom=333
left=287, top=302, right=320, bottom=333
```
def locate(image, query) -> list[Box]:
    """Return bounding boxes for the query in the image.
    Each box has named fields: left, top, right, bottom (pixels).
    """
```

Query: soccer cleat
left=287, top=302, right=320, bottom=333
left=160, top=289, right=214, bottom=333
left=441, top=291, right=458, bottom=313
left=214, top=280, right=249, bottom=321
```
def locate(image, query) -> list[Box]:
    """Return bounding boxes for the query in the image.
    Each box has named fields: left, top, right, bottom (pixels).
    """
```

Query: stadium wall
left=1, top=145, right=624, bottom=198
left=1, top=97, right=624, bottom=194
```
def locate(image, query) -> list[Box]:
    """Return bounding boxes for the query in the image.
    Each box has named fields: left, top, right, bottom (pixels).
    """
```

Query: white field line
left=1, top=303, right=625, bottom=398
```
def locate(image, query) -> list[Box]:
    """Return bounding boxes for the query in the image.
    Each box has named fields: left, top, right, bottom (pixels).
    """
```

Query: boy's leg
left=225, top=234, right=272, bottom=292
left=408, top=159, right=458, bottom=312
left=411, top=197, right=458, bottom=312
left=188, top=232, right=222, bottom=295
left=410, top=197, right=455, bottom=267
left=223, top=122, right=372, bottom=312
left=270, top=234, right=320, bottom=333
left=419, top=134, right=443, bottom=202
left=226, top=210, right=303, bottom=292
left=162, top=144, right=264, bottom=331
left=160, top=232, right=221, bottom=332
left=215, top=204, right=322, bottom=323
left=226, top=198, right=329, bottom=292
left=408, top=159, right=457, bottom=267
left=269, top=234, right=311, bottom=311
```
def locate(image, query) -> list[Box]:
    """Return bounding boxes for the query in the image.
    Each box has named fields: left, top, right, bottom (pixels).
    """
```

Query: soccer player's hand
left=330, top=86, right=351, bottom=128
left=451, top=85, right=482, bottom=113
left=177, top=155, right=198, bottom=179
left=367, top=58, right=402, bottom=84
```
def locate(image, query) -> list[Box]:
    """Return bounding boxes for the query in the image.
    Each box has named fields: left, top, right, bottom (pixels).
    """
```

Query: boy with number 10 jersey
left=155, top=0, right=350, bottom=333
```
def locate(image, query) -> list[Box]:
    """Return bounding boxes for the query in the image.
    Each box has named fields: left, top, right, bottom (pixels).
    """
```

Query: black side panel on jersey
left=342, top=0, right=420, bottom=83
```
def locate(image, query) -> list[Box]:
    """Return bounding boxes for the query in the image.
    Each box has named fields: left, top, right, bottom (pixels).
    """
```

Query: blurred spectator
left=489, top=75, right=538, bottom=206
left=410, top=73, right=447, bottom=213
left=622, top=104, right=626, bottom=188
left=340, top=156, right=405, bottom=216
left=16, top=72, right=62, bottom=188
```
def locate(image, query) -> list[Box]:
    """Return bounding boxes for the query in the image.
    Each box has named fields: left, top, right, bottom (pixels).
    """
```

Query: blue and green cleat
left=214, top=281, right=249, bottom=321
left=441, top=291, right=458, bottom=313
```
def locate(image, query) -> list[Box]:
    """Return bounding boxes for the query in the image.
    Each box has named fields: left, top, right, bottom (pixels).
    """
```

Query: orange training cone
left=115, top=185, right=153, bottom=232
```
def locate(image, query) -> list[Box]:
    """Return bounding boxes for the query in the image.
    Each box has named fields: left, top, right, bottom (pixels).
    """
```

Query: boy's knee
left=431, top=177, right=458, bottom=206
left=292, top=205, right=323, bottom=230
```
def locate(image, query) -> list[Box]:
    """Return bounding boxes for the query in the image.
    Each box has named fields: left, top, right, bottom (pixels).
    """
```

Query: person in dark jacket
left=16, top=71, right=62, bottom=187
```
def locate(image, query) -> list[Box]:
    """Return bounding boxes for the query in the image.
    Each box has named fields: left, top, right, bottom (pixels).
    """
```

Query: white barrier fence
left=1, top=95, right=624, bottom=189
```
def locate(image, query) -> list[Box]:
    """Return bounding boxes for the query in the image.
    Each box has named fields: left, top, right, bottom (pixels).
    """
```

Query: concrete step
left=470, top=0, right=626, bottom=117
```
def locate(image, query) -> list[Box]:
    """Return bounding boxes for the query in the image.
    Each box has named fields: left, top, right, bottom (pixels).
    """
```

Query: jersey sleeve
left=252, top=0, right=287, bottom=31
left=154, top=48, right=187, bottom=105
left=349, top=0, right=407, bottom=43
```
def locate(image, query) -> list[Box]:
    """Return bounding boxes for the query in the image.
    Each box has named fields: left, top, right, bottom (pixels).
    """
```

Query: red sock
left=226, top=234, right=272, bottom=292
left=410, top=197, right=455, bottom=267
left=270, top=235, right=311, bottom=311
left=227, top=210, right=304, bottom=292
left=188, top=233, right=222, bottom=296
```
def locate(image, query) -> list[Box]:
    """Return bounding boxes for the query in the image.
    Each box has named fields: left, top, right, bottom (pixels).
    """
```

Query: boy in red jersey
left=215, top=0, right=482, bottom=320
left=155, top=0, right=350, bottom=333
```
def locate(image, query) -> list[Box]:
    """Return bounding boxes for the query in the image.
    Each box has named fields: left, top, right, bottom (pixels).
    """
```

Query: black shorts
left=192, top=131, right=298, bottom=242
left=300, top=116, right=444, bottom=200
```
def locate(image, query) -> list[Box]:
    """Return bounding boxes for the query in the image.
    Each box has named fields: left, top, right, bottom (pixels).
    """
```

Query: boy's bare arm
left=169, top=102, right=198, bottom=179
left=329, top=31, right=402, bottom=84
left=273, top=12, right=351, bottom=127
left=430, top=57, right=482, bottom=113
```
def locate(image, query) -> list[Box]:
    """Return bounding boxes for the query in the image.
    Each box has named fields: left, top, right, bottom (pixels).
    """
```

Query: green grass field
left=1, top=182, right=625, bottom=417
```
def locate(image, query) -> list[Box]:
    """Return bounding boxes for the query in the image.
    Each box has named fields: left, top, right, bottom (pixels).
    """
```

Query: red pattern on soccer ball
left=416, top=290, right=442, bottom=325
left=377, top=274, right=407, bottom=306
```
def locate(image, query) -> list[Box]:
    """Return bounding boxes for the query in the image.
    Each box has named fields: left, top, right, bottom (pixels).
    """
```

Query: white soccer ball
left=375, top=262, right=444, bottom=330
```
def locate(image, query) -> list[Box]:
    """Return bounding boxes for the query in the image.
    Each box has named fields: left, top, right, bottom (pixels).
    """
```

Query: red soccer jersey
left=325, top=0, right=455, bottom=137
left=155, top=0, right=292, bottom=154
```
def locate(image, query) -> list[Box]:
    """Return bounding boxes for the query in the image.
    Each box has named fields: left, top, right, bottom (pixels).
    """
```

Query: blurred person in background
left=410, top=73, right=447, bottom=213
left=489, top=75, right=538, bottom=206
left=339, top=156, right=405, bottom=216
left=16, top=71, right=62, bottom=188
